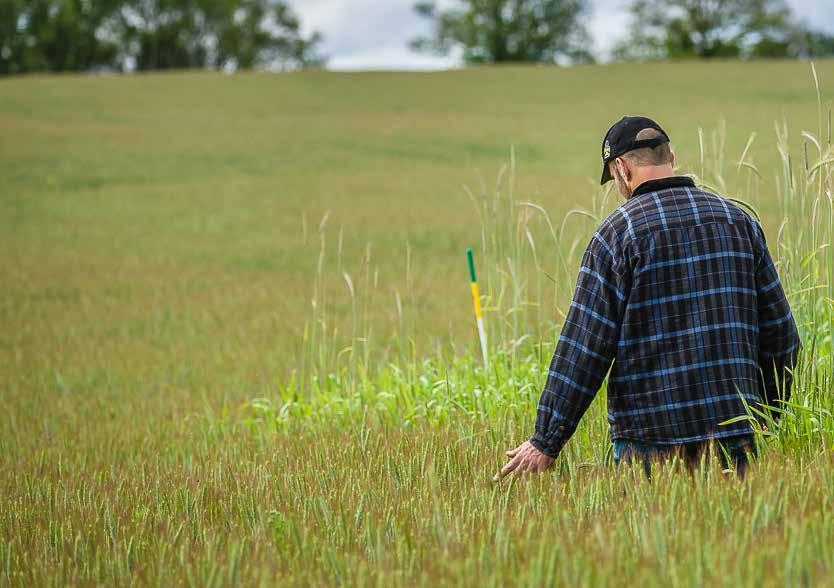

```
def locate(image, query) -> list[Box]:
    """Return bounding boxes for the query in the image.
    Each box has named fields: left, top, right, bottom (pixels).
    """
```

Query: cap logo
left=603, top=140, right=611, bottom=160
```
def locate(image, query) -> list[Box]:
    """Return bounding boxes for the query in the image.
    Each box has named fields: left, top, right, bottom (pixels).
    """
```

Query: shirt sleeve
left=530, top=232, right=628, bottom=458
left=752, top=222, right=801, bottom=409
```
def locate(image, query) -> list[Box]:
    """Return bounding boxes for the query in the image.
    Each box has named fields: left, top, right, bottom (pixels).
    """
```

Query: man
left=495, top=116, right=801, bottom=480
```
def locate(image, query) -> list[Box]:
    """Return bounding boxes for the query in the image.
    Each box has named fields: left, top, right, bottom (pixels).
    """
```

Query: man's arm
left=753, top=223, right=801, bottom=409
left=528, top=232, right=626, bottom=458
left=496, top=230, right=626, bottom=481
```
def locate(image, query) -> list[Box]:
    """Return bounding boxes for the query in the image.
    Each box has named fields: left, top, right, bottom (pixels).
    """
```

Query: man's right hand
left=493, top=440, right=554, bottom=482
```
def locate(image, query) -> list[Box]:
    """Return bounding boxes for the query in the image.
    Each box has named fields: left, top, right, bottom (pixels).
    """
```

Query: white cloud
left=289, top=0, right=834, bottom=71
left=589, top=0, right=631, bottom=59
left=790, top=0, right=834, bottom=29
left=329, top=46, right=457, bottom=70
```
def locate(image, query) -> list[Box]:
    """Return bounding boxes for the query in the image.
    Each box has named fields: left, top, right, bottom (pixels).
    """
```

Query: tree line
left=413, top=0, right=834, bottom=64
left=0, top=0, right=322, bottom=74
left=1, top=0, right=833, bottom=75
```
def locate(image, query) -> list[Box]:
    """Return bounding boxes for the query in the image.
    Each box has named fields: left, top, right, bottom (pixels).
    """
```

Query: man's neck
left=630, top=166, right=676, bottom=191
left=628, top=175, right=696, bottom=200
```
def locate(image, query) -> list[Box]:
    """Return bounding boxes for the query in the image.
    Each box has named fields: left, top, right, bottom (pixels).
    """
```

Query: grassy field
left=2, top=60, right=834, bottom=585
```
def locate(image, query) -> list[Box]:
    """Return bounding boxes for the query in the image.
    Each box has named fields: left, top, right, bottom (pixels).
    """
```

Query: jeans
left=613, top=435, right=757, bottom=479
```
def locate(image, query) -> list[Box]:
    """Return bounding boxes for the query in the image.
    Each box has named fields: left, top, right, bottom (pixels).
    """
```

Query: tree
left=120, top=0, right=324, bottom=71
left=612, top=0, right=798, bottom=61
left=0, top=0, right=27, bottom=74
left=411, top=0, right=593, bottom=65
left=216, top=0, right=325, bottom=70
left=121, top=0, right=325, bottom=71
left=787, top=30, right=834, bottom=59
left=1, top=0, right=123, bottom=74
left=271, top=1, right=325, bottom=69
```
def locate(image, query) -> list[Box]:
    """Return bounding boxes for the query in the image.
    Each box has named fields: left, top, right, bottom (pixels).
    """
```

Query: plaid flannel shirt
left=530, top=176, right=801, bottom=458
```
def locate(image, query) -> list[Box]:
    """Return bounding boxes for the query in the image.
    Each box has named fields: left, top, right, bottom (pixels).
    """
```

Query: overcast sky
left=289, top=0, right=834, bottom=70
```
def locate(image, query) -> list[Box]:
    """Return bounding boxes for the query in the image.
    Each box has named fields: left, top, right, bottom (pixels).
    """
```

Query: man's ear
left=616, top=158, right=631, bottom=183
left=671, top=151, right=676, bottom=169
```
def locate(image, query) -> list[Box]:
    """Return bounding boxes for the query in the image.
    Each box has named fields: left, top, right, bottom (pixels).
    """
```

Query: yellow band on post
left=470, top=282, right=483, bottom=318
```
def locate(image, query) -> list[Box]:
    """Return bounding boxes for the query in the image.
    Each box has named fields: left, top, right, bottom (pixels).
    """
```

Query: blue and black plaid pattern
left=530, top=177, right=801, bottom=458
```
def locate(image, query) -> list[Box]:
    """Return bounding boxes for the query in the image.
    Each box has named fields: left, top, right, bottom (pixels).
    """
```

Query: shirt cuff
left=530, top=431, right=566, bottom=459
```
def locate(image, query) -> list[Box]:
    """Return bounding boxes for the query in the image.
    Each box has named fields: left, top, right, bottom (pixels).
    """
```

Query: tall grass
left=3, top=64, right=834, bottom=586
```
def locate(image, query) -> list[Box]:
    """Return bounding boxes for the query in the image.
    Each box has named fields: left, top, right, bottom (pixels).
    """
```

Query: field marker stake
left=467, top=248, right=488, bottom=367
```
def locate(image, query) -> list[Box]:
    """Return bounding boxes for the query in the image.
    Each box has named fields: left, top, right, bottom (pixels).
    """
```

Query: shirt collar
left=631, top=176, right=695, bottom=199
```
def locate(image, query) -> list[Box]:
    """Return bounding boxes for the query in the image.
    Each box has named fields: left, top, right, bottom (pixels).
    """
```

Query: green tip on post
left=466, top=248, right=477, bottom=283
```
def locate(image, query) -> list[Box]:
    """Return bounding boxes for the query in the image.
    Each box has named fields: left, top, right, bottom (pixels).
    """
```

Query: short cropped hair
left=622, top=128, right=673, bottom=167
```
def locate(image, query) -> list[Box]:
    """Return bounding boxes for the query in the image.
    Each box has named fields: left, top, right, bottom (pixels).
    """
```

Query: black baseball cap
left=600, top=116, right=670, bottom=185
